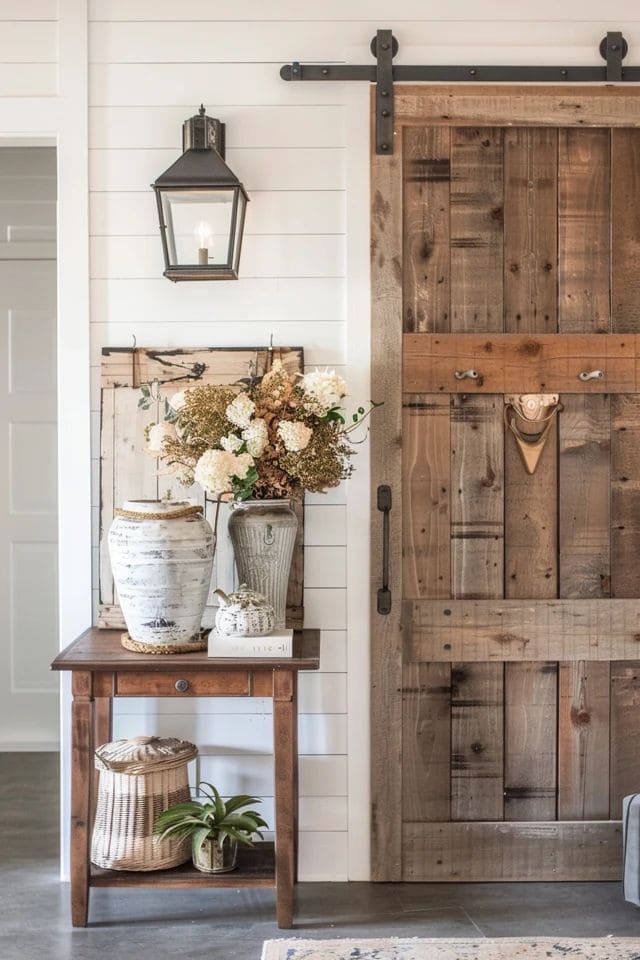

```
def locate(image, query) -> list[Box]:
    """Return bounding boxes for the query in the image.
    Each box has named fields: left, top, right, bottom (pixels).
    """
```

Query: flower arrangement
left=143, top=361, right=378, bottom=501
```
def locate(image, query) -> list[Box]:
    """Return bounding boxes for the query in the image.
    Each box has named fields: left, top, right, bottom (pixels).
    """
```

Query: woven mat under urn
left=261, top=938, right=640, bottom=960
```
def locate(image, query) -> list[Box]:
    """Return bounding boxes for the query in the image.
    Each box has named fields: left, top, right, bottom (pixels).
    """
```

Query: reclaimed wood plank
left=610, top=661, right=640, bottom=819
left=101, top=345, right=304, bottom=389
left=503, top=129, right=559, bottom=827
left=403, top=333, right=638, bottom=394
left=612, top=129, right=640, bottom=334
left=99, top=386, right=116, bottom=606
left=558, top=661, right=610, bottom=820
left=407, top=598, right=640, bottom=663
left=401, top=820, right=622, bottom=882
left=558, top=129, right=611, bottom=334
left=100, top=386, right=158, bottom=613
left=611, top=395, right=640, bottom=600
left=504, top=662, right=557, bottom=821
left=370, top=123, right=404, bottom=881
left=450, top=662, right=504, bottom=821
left=394, top=85, right=640, bottom=128
left=559, top=395, right=611, bottom=599
left=450, top=395, right=503, bottom=600
left=402, top=662, right=451, bottom=822
left=403, top=395, right=450, bottom=600
left=503, top=127, right=557, bottom=334
left=402, top=126, right=450, bottom=333
left=503, top=411, right=557, bottom=599
left=450, top=127, right=503, bottom=334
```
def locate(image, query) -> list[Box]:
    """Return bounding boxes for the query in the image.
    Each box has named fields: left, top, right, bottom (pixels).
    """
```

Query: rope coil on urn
left=113, top=504, right=204, bottom=522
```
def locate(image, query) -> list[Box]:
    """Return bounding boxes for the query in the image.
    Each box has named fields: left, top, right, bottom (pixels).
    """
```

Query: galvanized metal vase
left=227, top=500, right=298, bottom=628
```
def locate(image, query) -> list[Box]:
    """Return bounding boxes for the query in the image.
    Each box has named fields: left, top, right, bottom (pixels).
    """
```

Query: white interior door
left=0, top=147, right=57, bottom=749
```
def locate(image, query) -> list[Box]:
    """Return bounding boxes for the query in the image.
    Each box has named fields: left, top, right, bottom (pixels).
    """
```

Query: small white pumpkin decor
left=214, top=584, right=276, bottom=638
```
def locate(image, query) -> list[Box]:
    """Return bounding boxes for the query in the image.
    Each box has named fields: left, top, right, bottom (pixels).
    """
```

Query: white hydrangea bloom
left=169, top=389, right=190, bottom=412
left=146, top=421, right=177, bottom=455
left=232, top=451, right=255, bottom=479
left=194, top=450, right=234, bottom=496
left=220, top=433, right=243, bottom=453
left=300, top=368, right=347, bottom=414
left=226, top=392, right=255, bottom=428
left=242, top=417, right=269, bottom=458
left=278, top=420, right=313, bottom=453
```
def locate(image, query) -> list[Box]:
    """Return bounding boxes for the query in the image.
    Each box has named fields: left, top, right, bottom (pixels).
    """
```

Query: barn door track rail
left=280, top=29, right=637, bottom=154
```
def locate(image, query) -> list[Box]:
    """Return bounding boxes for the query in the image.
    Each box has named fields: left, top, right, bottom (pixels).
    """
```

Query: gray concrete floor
left=1, top=753, right=639, bottom=960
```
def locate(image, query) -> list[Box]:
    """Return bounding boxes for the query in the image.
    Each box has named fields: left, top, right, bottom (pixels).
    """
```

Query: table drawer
left=115, top=671, right=251, bottom=697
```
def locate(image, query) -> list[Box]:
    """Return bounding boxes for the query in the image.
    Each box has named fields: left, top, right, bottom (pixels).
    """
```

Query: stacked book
left=208, top=628, right=293, bottom=658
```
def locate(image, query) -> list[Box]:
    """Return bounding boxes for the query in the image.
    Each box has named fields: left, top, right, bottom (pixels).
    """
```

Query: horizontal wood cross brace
left=407, top=598, right=640, bottom=661
left=402, top=821, right=622, bottom=881
left=404, top=334, right=640, bottom=393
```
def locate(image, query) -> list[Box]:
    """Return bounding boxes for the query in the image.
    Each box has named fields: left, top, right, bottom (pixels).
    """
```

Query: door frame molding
left=370, top=83, right=640, bottom=881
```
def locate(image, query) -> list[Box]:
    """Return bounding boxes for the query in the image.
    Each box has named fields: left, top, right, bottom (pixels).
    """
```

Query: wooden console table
left=51, top=627, right=320, bottom=928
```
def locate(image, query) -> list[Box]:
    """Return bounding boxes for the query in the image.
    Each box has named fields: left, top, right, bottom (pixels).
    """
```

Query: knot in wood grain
left=519, top=339, right=543, bottom=356
left=570, top=706, right=591, bottom=727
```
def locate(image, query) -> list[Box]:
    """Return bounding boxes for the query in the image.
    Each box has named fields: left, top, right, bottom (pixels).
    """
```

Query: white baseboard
left=0, top=741, right=59, bottom=752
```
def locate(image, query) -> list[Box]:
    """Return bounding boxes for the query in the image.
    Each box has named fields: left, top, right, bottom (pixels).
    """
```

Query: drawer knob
left=175, top=678, right=189, bottom=693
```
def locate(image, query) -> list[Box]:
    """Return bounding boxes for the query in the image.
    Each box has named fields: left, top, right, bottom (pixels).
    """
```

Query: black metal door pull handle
left=377, top=485, right=392, bottom=615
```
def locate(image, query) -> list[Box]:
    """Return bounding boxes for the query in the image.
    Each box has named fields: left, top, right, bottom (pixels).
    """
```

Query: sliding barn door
left=371, top=87, right=640, bottom=881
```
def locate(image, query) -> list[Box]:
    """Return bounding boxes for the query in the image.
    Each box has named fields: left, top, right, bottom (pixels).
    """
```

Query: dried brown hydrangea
left=279, top=422, right=354, bottom=492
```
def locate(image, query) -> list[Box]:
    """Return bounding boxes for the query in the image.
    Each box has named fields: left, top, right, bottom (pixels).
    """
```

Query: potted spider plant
left=154, top=782, right=269, bottom=874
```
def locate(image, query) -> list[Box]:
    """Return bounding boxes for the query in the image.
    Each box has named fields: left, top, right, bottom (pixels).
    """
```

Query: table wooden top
left=51, top=627, right=320, bottom=672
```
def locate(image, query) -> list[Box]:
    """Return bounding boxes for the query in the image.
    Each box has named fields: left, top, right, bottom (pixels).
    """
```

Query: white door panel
left=0, top=249, right=58, bottom=748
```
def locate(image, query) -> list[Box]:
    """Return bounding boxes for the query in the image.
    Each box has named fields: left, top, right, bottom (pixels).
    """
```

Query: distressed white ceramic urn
left=108, top=500, right=215, bottom=653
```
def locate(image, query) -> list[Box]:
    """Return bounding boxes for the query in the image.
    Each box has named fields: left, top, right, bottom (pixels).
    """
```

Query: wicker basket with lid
left=91, top=735, right=198, bottom=871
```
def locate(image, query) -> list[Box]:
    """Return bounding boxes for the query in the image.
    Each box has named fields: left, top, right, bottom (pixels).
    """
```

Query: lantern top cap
left=151, top=105, right=248, bottom=196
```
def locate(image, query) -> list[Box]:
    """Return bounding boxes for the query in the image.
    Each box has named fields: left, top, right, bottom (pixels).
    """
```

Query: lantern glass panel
left=161, top=188, right=236, bottom=268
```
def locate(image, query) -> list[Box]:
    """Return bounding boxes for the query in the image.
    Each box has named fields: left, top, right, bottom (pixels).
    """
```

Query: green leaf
left=210, top=784, right=226, bottom=822
left=191, top=826, right=212, bottom=856
left=223, top=795, right=261, bottom=815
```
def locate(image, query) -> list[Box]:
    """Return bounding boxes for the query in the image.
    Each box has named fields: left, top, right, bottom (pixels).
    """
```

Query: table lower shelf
left=90, top=841, right=276, bottom=889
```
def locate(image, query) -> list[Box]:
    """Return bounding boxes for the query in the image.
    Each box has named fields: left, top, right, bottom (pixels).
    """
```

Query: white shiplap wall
left=87, top=1, right=353, bottom=883
left=85, top=0, right=640, bottom=884
left=0, top=1, right=57, bottom=98
left=5, top=0, right=640, bottom=883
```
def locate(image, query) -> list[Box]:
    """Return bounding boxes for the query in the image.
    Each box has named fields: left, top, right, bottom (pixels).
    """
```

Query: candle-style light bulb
left=195, top=220, right=212, bottom=265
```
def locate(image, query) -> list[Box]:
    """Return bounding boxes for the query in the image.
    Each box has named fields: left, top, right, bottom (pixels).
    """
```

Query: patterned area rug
left=262, top=939, right=640, bottom=960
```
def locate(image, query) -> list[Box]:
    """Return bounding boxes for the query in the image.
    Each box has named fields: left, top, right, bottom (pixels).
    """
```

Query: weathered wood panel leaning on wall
left=98, top=346, right=304, bottom=630
left=372, top=86, right=640, bottom=882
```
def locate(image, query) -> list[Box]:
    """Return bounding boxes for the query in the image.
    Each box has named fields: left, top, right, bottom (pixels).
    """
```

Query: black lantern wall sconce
left=152, top=106, right=249, bottom=281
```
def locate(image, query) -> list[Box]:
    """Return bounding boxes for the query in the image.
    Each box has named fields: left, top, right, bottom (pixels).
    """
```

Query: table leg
left=91, top=697, right=112, bottom=831
left=71, top=672, right=94, bottom=927
left=273, top=669, right=297, bottom=929
left=292, top=677, right=299, bottom=884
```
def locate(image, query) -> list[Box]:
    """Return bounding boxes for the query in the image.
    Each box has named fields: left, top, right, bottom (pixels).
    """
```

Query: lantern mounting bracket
left=280, top=28, right=636, bottom=155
